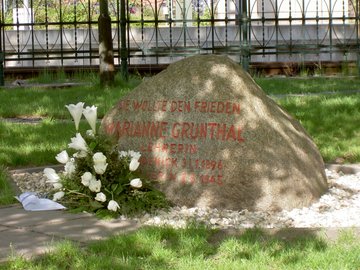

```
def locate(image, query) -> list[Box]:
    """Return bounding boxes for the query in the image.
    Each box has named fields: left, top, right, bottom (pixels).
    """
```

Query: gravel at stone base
left=10, top=169, right=360, bottom=229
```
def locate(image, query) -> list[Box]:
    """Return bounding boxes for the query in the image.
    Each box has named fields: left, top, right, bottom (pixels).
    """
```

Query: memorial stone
left=101, top=55, right=328, bottom=211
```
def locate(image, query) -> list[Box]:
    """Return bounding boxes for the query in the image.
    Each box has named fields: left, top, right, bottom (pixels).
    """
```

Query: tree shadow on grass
left=278, top=94, right=360, bottom=162
left=7, top=225, right=349, bottom=270
left=4, top=224, right=360, bottom=269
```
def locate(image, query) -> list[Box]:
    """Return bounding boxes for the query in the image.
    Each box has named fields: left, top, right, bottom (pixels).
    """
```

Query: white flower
left=93, top=152, right=108, bottom=174
left=53, top=182, right=63, bottom=190
left=65, top=102, right=84, bottom=131
left=129, top=150, right=141, bottom=160
left=43, top=168, right=60, bottom=183
left=95, top=192, right=107, bottom=202
left=93, top=152, right=107, bottom=164
left=89, top=178, right=101, bottom=192
left=64, top=158, right=76, bottom=176
left=73, top=151, right=87, bottom=158
left=86, top=129, right=95, bottom=137
left=68, top=133, right=88, bottom=152
left=107, top=200, right=120, bottom=212
left=94, top=163, right=108, bottom=175
left=83, top=105, right=97, bottom=134
left=53, top=191, right=65, bottom=201
left=119, top=150, right=141, bottom=160
left=119, top=151, right=128, bottom=158
left=81, top=172, right=94, bottom=187
left=130, top=178, right=142, bottom=188
left=55, top=150, right=69, bottom=164
left=129, top=158, right=140, bottom=171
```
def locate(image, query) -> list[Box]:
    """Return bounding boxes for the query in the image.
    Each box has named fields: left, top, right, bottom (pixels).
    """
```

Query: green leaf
left=111, top=183, right=118, bottom=191
left=89, top=200, right=104, bottom=210
left=114, top=185, right=124, bottom=196
left=89, top=141, right=98, bottom=151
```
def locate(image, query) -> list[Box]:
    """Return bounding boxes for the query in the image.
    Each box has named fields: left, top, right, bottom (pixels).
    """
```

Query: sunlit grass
left=256, top=76, right=360, bottom=95
left=277, top=94, right=360, bottom=163
left=0, top=165, right=17, bottom=205
left=2, top=226, right=360, bottom=270
left=0, top=75, right=141, bottom=118
left=0, top=120, right=85, bottom=168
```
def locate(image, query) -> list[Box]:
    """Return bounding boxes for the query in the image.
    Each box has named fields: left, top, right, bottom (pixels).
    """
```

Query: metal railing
left=0, top=0, right=359, bottom=75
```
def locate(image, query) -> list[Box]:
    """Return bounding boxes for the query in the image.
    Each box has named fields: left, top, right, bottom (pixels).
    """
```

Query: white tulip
left=65, top=102, right=84, bottom=131
left=107, top=200, right=120, bottom=212
left=129, top=158, right=140, bottom=171
left=95, top=192, right=107, bottom=202
left=94, top=163, right=108, bottom=175
left=89, top=178, right=101, bottom=192
left=53, top=182, right=63, bottom=190
left=55, top=150, right=69, bottom=164
left=83, top=105, right=97, bottom=134
left=93, top=152, right=108, bottom=174
left=68, top=133, right=88, bottom=152
left=93, top=152, right=107, bottom=164
left=64, top=158, right=76, bottom=176
left=81, top=172, right=93, bottom=187
left=53, top=191, right=65, bottom=201
left=43, top=168, right=60, bottom=183
left=130, top=178, right=142, bottom=188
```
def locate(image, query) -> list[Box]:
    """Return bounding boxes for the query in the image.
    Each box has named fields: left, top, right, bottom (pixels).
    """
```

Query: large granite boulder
left=101, top=55, right=328, bottom=211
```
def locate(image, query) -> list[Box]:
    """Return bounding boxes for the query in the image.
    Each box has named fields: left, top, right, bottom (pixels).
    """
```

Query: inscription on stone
left=103, top=99, right=245, bottom=186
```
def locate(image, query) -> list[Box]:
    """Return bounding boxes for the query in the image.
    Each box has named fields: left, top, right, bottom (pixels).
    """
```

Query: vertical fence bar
left=0, top=0, right=3, bottom=86
left=74, top=0, right=78, bottom=62
left=59, top=0, right=63, bottom=67
left=211, top=0, right=215, bottom=54
left=224, top=0, right=228, bottom=48
left=275, top=0, right=279, bottom=61
left=116, top=0, right=121, bottom=67
left=45, top=0, right=49, bottom=63
left=169, top=0, right=173, bottom=52
left=30, top=0, right=35, bottom=68
left=240, top=0, right=249, bottom=70
left=155, top=0, right=159, bottom=64
left=15, top=0, right=21, bottom=64
left=357, top=0, right=360, bottom=74
left=120, top=0, right=128, bottom=78
left=329, top=0, right=333, bottom=60
left=196, top=0, right=200, bottom=49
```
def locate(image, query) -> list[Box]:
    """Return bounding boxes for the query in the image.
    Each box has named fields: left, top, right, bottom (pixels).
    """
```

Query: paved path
left=0, top=205, right=139, bottom=263
left=1, top=203, right=360, bottom=264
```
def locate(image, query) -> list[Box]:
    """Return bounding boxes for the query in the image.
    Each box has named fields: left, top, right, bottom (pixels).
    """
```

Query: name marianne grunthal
left=104, top=121, right=245, bottom=142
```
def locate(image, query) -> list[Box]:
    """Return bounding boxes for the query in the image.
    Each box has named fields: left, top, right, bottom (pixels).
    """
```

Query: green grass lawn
left=256, top=76, right=360, bottom=95
left=2, top=226, right=360, bottom=270
left=0, top=75, right=141, bottom=119
left=279, top=94, right=360, bottom=163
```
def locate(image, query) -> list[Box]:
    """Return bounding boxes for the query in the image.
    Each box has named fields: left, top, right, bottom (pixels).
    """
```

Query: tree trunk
left=98, top=0, right=115, bottom=87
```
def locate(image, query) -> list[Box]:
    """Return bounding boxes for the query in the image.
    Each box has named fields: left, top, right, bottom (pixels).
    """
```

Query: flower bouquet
left=44, top=102, right=169, bottom=218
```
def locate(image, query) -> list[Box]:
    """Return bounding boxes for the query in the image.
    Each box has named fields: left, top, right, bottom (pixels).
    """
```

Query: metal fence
left=0, top=0, right=359, bottom=74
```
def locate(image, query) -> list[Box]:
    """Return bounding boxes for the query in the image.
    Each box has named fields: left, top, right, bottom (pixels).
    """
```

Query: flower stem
left=67, top=190, right=91, bottom=198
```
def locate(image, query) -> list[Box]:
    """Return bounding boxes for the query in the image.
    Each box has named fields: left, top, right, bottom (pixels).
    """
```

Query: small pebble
left=10, top=168, right=360, bottom=229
